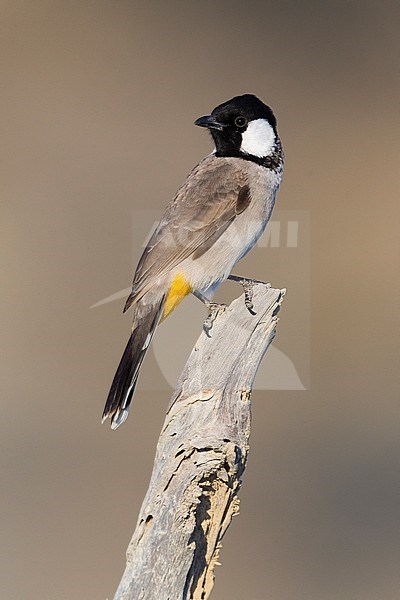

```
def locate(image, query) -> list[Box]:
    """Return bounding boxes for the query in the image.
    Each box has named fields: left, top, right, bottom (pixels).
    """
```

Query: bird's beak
left=194, top=115, right=225, bottom=131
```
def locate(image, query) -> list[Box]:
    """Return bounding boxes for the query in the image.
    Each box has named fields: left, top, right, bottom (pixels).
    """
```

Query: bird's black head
left=195, top=94, right=281, bottom=167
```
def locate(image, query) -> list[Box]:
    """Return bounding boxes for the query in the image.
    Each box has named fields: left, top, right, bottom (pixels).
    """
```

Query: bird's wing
left=124, top=157, right=250, bottom=311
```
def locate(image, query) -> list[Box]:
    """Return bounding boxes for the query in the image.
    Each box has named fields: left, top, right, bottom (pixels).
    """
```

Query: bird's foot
left=242, top=280, right=256, bottom=315
left=227, top=275, right=259, bottom=315
left=203, top=302, right=227, bottom=337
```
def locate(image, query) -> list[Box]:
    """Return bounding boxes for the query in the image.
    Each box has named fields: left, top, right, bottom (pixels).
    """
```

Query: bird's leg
left=193, top=291, right=227, bottom=337
left=227, top=274, right=263, bottom=315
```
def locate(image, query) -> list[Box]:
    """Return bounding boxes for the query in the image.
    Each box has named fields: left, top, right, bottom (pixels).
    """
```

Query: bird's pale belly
left=160, top=162, right=281, bottom=314
left=159, top=210, right=270, bottom=320
left=178, top=189, right=277, bottom=296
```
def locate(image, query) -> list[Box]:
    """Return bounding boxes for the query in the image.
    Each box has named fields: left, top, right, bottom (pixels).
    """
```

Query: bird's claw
left=227, top=274, right=258, bottom=315
left=241, top=279, right=256, bottom=315
left=203, top=302, right=227, bottom=337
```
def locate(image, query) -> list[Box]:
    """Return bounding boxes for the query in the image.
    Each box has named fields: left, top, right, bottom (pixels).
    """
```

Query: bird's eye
left=234, top=116, right=247, bottom=128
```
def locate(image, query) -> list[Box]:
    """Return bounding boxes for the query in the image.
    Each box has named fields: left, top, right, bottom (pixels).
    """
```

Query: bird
left=102, top=94, right=284, bottom=429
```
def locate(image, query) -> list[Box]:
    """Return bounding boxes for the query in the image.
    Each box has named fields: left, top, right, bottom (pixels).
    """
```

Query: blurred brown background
left=1, top=2, right=398, bottom=599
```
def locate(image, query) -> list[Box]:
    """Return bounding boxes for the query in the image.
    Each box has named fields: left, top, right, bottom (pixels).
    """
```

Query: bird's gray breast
left=183, top=160, right=282, bottom=293
left=232, top=161, right=281, bottom=261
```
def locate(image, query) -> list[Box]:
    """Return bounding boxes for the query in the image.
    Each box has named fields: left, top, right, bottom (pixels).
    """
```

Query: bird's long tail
left=102, top=297, right=165, bottom=429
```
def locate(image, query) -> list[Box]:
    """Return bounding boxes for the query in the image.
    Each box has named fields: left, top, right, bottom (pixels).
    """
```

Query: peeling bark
left=113, top=283, right=285, bottom=600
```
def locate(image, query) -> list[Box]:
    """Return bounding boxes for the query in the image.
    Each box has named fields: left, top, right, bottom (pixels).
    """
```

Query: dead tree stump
left=113, top=283, right=285, bottom=600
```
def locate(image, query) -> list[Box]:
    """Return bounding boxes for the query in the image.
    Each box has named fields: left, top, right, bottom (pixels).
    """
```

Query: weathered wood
left=113, top=283, right=285, bottom=600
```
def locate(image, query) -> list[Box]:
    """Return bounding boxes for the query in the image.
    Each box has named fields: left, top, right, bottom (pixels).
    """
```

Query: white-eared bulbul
left=102, top=94, right=284, bottom=429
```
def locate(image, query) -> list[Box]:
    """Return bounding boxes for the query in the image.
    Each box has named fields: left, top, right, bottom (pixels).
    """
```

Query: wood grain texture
left=113, top=283, right=285, bottom=600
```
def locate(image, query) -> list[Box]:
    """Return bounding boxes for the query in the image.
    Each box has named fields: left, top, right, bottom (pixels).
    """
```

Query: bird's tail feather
left=102, top=297, right=165, bottom=429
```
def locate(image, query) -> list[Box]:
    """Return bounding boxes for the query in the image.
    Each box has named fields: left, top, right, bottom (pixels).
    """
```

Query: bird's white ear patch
left=240, top=118, right=275, bottom=158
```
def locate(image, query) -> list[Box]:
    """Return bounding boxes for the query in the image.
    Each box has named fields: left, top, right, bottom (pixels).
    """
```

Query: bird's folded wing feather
left=124, top=158, right=250, bottom=310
